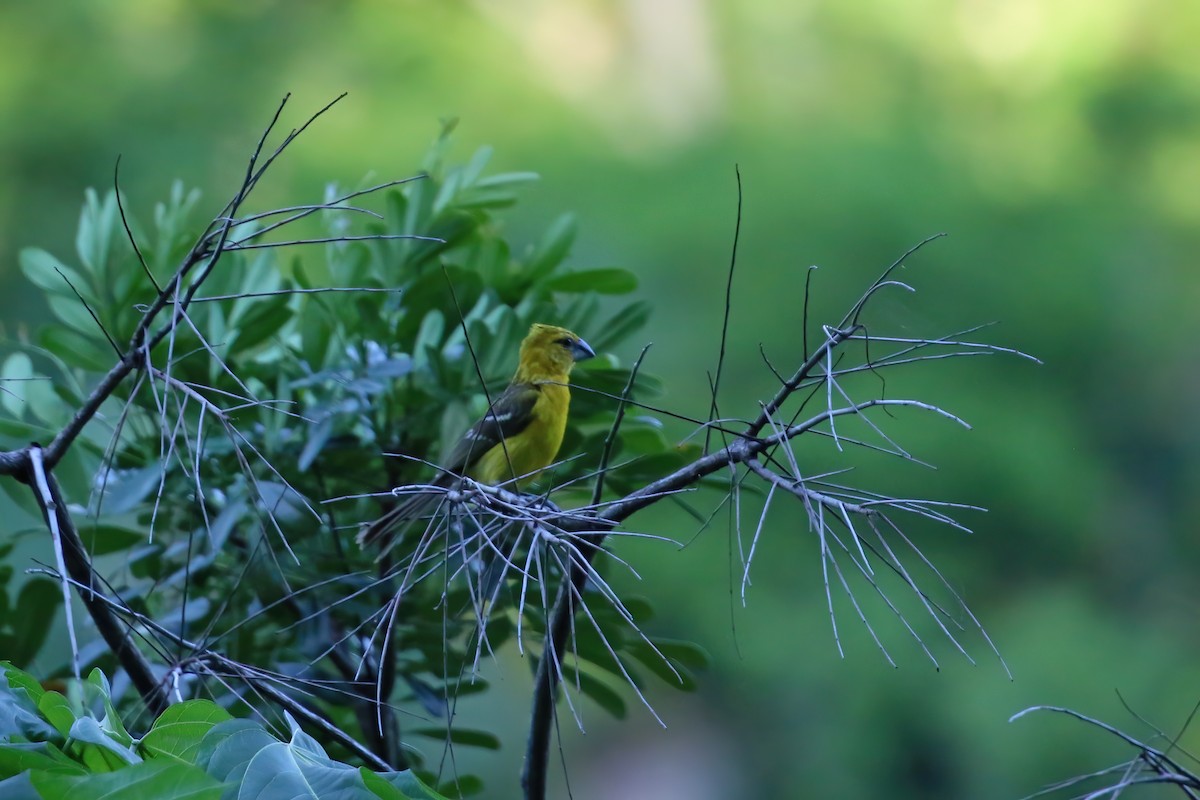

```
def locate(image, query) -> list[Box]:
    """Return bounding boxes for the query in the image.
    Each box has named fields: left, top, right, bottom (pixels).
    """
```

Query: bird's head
left=516, top=323, right=595, bottom=381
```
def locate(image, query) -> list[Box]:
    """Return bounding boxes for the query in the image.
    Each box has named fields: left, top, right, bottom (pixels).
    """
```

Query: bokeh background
left=2, top=1, right=1199, bottom=798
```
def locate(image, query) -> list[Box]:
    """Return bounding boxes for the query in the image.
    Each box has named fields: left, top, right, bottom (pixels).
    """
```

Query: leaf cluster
left=0, top=122, right=702, bottom=792
left=0, top=661, right=450, bottom=800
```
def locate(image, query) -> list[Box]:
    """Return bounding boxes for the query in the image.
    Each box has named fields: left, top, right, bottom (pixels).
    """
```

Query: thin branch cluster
left=0, top=96, right=1040, bottom=800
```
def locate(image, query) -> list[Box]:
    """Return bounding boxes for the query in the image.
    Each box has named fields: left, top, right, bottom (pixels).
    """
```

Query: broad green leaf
left=361, top=769, right=452, bottom=800
left=32, top=759, right=221, bottom=800
left=0, top=772, right=40, bottom=800
left=37, top=692, right=78, bottom=740
left=0, top=742, right=87, bottom=779
left=239, top=741, right=370, bottom=800
left=140, top=701, right=233, bottom=763
left=0, top=662, right=45, bottom=702
left=435, top=775, right=482, bottom=797
left=196, top=720, right=275, bottom=783
left=0, top=665, right=56, bottom=741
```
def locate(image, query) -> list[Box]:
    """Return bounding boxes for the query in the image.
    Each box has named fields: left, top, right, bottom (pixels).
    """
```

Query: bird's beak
left=570, top=338, right=596, bottom=362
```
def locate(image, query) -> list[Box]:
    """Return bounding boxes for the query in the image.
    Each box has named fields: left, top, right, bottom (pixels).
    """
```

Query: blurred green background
left=2, top=1, right=1198, bottom=797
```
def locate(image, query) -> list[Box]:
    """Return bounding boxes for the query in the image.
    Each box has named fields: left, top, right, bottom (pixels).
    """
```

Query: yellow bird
left=359, top=323, right=595, bottom=546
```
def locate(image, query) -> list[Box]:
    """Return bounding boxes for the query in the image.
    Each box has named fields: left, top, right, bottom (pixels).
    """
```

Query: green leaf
left=410, top=727, right=500, bottom=750
left=228, top=294, right=293, bottom=354
left=0, top=353, right=34, bottom=417
left=0, top=742, right=87, bottom=780
left=0, top=772, right=41, bottom=800
left=473, top=171, right=539, bottom=191
left=0, top=664, right=56, bottom=741
left=526, top=213, right=576, bottom=282
left=76, top=188, right=117, bottom=277
left=87, top=669, right=132, bottom=750
left=562, top=666, right=627, bottom=719
left=625, top=641, right=692, bottom=691
left=10, top=580, right=61, bottom=665
left=361, top=768, right=452, bottom=800
left=18, top=248, right=93, bottom=302
left=546, top=268, right=638, bottom=295
left=38, top=326, right=113, bottom=372
left=141, top=701, right=233, bottom=763
left=75, top=524, right=147, bottom=557
left=68, top=716, right=141, bottom=768
left=47, top=293, right=102, bottom=336
left=32, top=759, right=222, bottom=800
left=589, top=301, right=652, bottom=353
left=239, top=740, right=368, bottom=799
left=299, top=415, right=333, bottom=472
left=98, top=465, right=164, bottom=515
left=195, top=720, right=276, bottom=783
left=37, top=692, right=78, bottom=740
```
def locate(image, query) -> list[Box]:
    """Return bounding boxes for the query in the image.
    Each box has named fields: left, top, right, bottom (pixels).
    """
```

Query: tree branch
left=25, top=446, right=170, bottom=716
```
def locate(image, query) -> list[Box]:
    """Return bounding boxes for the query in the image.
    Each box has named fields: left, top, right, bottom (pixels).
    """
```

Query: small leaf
left=546, top=268, right=638, bottom=295
left=562, top=666, right=627, bottom=719
left=590, top=301, right=652, bottom=353
left=98, top=465, right=164, bottom=515
left=47, top=294, right=101, bottom=335
left=36, top=692, right=77, bottom=739
left=527, top=213, right=576, bottom=281
left=76, top=524, right=146, bottom=556
left=18, top=249, right=93, bottom=302
left=0, top=354, right=34, bottom=417
left=38, top=326, right=113, bottom=372
left=410, top=727, right=500, bottom=750
left=228, top=294, right=293, bottom=354
left=11, top=580, right=61, bottom=665
left=76, top=188, right=117, bottom=277
left=299, top=415, right=333, bottom=472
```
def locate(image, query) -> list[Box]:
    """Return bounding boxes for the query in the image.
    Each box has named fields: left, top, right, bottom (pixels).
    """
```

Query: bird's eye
left=555, top=337, right=573, bottom=347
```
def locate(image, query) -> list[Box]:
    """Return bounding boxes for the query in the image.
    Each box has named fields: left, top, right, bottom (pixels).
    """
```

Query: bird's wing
left=358, top=382, right=540, bottom=551
left=442, top=381, right=541, bottom=475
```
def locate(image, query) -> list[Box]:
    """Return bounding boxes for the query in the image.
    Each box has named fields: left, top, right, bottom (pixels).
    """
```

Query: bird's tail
left=357, top=475, right=454, bottom=551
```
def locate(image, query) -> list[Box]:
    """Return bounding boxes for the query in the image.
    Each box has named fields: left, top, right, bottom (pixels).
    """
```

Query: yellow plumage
left=359, top=323, right=594, bottom=547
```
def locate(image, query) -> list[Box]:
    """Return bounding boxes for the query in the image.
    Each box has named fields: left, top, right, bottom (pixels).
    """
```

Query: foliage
left=0, top=118, right=705, bottom=796
left=0, top=661, right=451, bottom=800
